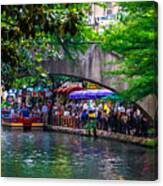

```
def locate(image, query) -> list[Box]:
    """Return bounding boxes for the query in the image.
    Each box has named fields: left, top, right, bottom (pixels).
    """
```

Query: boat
left=1, top=111, right=44, bottom=130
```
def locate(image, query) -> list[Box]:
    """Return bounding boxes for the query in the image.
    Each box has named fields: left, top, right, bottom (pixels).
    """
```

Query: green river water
left=1, top=129, right=157, bottom=180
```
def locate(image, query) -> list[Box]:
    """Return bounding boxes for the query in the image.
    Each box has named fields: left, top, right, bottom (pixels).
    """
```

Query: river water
left=1, top=129, right=157, bottom=180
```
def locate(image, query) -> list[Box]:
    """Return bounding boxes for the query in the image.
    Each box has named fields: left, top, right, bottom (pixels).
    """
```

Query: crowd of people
left=52, top=100, right=150, bottom=137
left=2, top=91, right=152, bottom=138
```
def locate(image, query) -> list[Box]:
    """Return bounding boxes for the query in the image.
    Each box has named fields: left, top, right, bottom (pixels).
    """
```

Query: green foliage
left=144, top=138, right=157, bottom=147
left=2, top=1, right=157, bottom=101
left=147, top=127, right=156, bottom=137
left=12, top=75, right=52, bottom=89
left=50, top=75, right=81, bottom=83
left=1, top=3, right=99, bottom=89
left=101, top=1, right=158, bottom=101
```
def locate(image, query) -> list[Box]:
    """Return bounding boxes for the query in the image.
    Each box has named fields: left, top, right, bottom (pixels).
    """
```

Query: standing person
left=41, top=103, right=48, bottom=125
left=81, top=109, right=88, bottom=128
left=112, top=111, right=118, bottom=133
left=141, top=116, right=148, bottom=137
left=75, top=111, right=80, bottom=129
left=126, top=107, right=133, bottom=135
left=52, top=103, right=58, bottom=126
left=84, top=109, right=97, bottom=137
left=117, top=111, right=122, bottom=133
left=47, top=100, right=53, bottom=125
left=121, top=112, right=129, bottom=134
left=97, top=109, right=102, bottom=129
left=83, top=101, right=88, bottom=111
left=109, top=111, right=114, bottom=133
left=101, top=109, right=109, bottom=131
left=63, top=107, right=70, bottom=116
left=126, top=113, right=132, bottom=135
left=57, top=105, right=64, bottom=126
left=108, top=111, right=113, bottom=133
left=103, top=102, right=110, bottom=115
left=133, top=109, right=141, bottom=136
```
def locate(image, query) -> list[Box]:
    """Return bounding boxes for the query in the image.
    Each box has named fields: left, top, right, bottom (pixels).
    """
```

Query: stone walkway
left=46, top=125, right=157, bottom=148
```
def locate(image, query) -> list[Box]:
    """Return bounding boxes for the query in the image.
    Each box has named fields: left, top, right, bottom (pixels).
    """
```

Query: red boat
left=2, top=113, right=44, bottom=128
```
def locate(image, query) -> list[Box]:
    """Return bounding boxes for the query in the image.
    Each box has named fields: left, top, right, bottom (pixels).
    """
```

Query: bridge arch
left=42, top=45, right=156, bottom=122
left=50, top=73, right=118, bottom=93
left=49, top=73, right=154, bottom=123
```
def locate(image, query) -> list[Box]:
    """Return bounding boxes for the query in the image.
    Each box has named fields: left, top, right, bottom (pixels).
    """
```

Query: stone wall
left=47, top=125, right=157, bottom=148
left=137, top=94, right=157, bottom=121
left=42, top=45, right=125, bottom=91
left=42, top=45, right=157, bottom=120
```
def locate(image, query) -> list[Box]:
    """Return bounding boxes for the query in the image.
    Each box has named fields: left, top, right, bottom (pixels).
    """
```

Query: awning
left=54, top=86, right=83, bottom=94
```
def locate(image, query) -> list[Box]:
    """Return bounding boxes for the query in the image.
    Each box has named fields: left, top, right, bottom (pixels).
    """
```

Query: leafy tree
left=1, top=3, right=99, bottom=89
left=101, top=1, right=158, bottom=101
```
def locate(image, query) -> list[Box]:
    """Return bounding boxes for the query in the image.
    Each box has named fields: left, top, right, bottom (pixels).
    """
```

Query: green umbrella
left=34, top=86, right=44, bottom=92
left=101, top=94, right=123, bottom=101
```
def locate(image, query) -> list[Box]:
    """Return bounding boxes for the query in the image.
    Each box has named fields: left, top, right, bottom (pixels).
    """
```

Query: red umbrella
left=54, top=87, right=63, bottom=93
left=62, top=87, right=69, bottom=94
left=66, top=86, right=83, bottom=94
left=54, top=86, right=83, bottom=94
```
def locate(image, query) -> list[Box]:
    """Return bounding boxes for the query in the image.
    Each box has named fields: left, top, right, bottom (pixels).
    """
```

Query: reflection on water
left=1, top=129, right=157, bottom=180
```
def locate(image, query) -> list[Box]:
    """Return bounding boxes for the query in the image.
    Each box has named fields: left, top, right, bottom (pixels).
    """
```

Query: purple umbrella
left=69, top=89, right=113, bottom=99
left=85, top=89, right=113, bottom=98
left=69, top=91, right=85, bottom=99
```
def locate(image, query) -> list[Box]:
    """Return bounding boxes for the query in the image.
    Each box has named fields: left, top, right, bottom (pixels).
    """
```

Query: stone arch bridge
left=42, top=45, right=157, bottom=122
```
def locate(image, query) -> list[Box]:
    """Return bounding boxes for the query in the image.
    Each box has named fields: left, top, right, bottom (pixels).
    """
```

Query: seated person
left=20, top=103, right=30, bottom=118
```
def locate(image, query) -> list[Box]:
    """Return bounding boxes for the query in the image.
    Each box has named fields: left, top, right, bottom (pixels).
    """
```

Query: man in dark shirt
left=20, top=103, right=30, bottom=118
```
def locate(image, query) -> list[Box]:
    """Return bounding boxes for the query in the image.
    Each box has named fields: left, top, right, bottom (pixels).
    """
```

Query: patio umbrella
left=69, top=90, right=86, bottom=99
left=69, top=89, right=113, bottom=100
left=84, top=89, right=113, bottom=99
left=101, top=94, right=123, bottom=101
left=66, top=86, right=83, bottom=94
